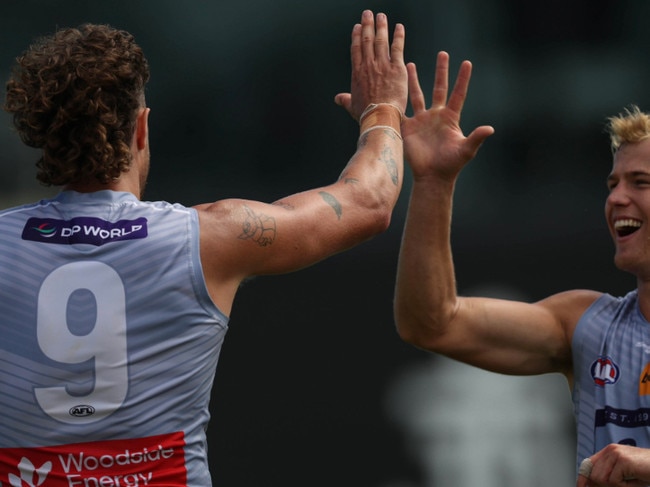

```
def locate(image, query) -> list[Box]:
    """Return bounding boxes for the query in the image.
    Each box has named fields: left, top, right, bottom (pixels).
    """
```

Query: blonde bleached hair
left=607, top=105, right=650, bottom=152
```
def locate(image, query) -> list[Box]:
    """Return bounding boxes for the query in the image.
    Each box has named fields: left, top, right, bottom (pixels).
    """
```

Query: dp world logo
left=31, top=223, right=57, bottom=238
left=591, top=356, right=620, bottom=386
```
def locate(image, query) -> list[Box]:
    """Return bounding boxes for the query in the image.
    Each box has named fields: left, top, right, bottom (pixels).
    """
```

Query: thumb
left=464, top=125, right=495, bottom=159
left=334, top=93, right=352, bottom=113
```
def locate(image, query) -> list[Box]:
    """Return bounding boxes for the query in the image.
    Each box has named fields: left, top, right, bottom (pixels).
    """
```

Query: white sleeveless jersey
left=0, top=190, right=228, bottom=486
left=572, top=290, right=650, bottom=475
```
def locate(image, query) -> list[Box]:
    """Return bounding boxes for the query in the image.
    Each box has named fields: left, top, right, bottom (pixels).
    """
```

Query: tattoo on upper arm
left=380, top=146, right=399, bottom=186
left=319, top=191, right=342, bottom=220
left=238, top=205, right=277, bottom=246
left=344, top=177, right=359, bottom=184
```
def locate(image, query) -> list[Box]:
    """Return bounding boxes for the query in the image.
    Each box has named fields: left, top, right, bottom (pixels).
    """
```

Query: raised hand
left=335, top=10, right=408, bottom=121
left=402, top=51, right=494, bottom=182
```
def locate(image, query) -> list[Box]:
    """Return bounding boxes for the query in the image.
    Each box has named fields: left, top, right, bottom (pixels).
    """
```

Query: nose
left=607, top=183, right=630, bottom=207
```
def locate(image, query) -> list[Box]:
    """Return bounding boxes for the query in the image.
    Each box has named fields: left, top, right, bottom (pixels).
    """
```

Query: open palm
left=402, top=52, right=494, bottom=182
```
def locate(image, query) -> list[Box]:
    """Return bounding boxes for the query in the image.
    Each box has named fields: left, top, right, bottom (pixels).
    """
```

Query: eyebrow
left=607, top=170, right=650, bottom=183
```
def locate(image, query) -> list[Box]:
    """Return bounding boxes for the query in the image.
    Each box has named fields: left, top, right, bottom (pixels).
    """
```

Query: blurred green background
left=2, top=1, right=647, bottom=485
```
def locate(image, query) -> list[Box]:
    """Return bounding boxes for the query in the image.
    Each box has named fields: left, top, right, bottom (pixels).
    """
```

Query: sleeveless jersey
left=572, top=290, right=650, bottom=474
left=0, top=190, right=228, bottom=486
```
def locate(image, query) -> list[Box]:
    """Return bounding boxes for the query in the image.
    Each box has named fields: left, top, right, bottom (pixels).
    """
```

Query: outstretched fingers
left=373, top=12, right=390, bottom=61
left=407, top=63, right=426, bottom=114
left=354, top=11, right=402, bottom=65
left=432, top=51, right=450, bottom=108
left=447, top=59, right=472, bottom=116
left=360, top=10, right=377, bottom=62
left=390, top=22, right=405, bottom=64
left=350, top=23, right=363, bottom=69
left=402, top=50, right=494, bottom=177
left=410, top=51, right=470, bottom=117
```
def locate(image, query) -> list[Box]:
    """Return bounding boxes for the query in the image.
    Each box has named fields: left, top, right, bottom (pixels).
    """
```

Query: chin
left=614, top=254, right=642, bottom=277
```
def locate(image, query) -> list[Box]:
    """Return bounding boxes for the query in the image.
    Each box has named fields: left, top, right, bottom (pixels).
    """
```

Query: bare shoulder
left=191, top=199, right=260, bottom=315
left=538, top=289, right=603, bottom=333
left=193, top=198, right=263, bottom=243
left=193, top=198, right=242, bottom=220
left=192, top=198, right=259, bottom=272
left=538, top=289, right=603, bottom=310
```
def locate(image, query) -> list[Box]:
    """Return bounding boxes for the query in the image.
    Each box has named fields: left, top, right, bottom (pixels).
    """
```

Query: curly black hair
left=4, top=23, right=150, bottom=185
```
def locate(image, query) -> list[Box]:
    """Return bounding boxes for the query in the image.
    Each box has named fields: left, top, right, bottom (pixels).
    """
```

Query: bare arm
left=394, top=52, right=600, bottom=377
left=196, top=11, right=407, bottom=315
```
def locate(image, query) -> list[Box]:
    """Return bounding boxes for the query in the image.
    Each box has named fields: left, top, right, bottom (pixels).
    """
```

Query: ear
left=134, top=107, right=150, bottom=151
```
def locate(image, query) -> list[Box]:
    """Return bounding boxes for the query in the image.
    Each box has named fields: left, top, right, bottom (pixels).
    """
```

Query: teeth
left=614, top=219, right=642, bottom=229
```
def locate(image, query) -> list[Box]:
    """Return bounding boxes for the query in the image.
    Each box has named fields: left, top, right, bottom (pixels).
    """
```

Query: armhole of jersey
left=571, top=294, right=609, bottom=398
left=572, top=293, right=612, bottom=353
left=187, top=208, right=229, bottom=327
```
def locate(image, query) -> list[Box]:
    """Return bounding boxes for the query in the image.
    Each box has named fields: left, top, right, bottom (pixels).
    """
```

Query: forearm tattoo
left=356, top=129, right=399, bottom=186
left=319, top=191, right=342, bottom=220
left=380, top=145, right=399, bottom=186
left=238, top=205, right=276, bottom=246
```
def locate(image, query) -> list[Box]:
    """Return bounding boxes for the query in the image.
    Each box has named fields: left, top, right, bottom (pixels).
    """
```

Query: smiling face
left=606, top=138, right=650, bottom=277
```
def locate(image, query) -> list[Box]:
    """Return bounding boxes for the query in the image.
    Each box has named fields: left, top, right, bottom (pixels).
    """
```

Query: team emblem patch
left=591, top=356, right=620, bottom=386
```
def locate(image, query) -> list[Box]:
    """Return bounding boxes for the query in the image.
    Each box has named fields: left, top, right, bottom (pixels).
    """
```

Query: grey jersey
left=572, top=290, right=650, bottom=474
left=0, top=190, right=228, bottom=486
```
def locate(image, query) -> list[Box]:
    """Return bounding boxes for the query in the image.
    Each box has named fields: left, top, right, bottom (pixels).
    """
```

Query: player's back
left=0, top=190, right=228, bottom=486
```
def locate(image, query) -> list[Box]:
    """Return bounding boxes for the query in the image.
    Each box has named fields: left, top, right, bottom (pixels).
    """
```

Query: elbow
left=394, top=295, right=460, bottom=352
left=359, top=207, right=392, bottom=242
left=348, top=199, right=394, bottom=241
left=394, top=310, right=449, bottom=353
left=372, top=206, right=393, bottom=235
left=339, top=178, right=398, bottom=240
left=395, top=319, right=421, bottom=347
left=362, top=191, right=396, bottom=236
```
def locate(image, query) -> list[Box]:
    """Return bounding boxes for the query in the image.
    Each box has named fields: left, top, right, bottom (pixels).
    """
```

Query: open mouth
left=614, top=219, right=642, bottom=237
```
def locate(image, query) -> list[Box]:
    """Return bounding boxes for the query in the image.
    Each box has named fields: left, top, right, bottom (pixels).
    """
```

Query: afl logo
left=69, top=405, right=96, bottom=417
left=591, top=356, right=620, bottom=386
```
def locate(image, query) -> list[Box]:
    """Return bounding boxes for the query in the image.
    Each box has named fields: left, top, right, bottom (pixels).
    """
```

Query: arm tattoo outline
left=380, top=145, right=399, bottom=186
left=238, top=205, right=277, bottom=246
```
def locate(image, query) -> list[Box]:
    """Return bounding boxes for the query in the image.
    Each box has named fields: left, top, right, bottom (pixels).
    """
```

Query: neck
left=64, top=122, right=149, bottom=199
left=636, top=277, right=650, bottom=321
left=63, top=174, right=142, bottom=199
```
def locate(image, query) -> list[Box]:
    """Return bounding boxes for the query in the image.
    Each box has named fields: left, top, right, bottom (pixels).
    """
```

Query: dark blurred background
left=1, top=1, right=648, bottom=485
